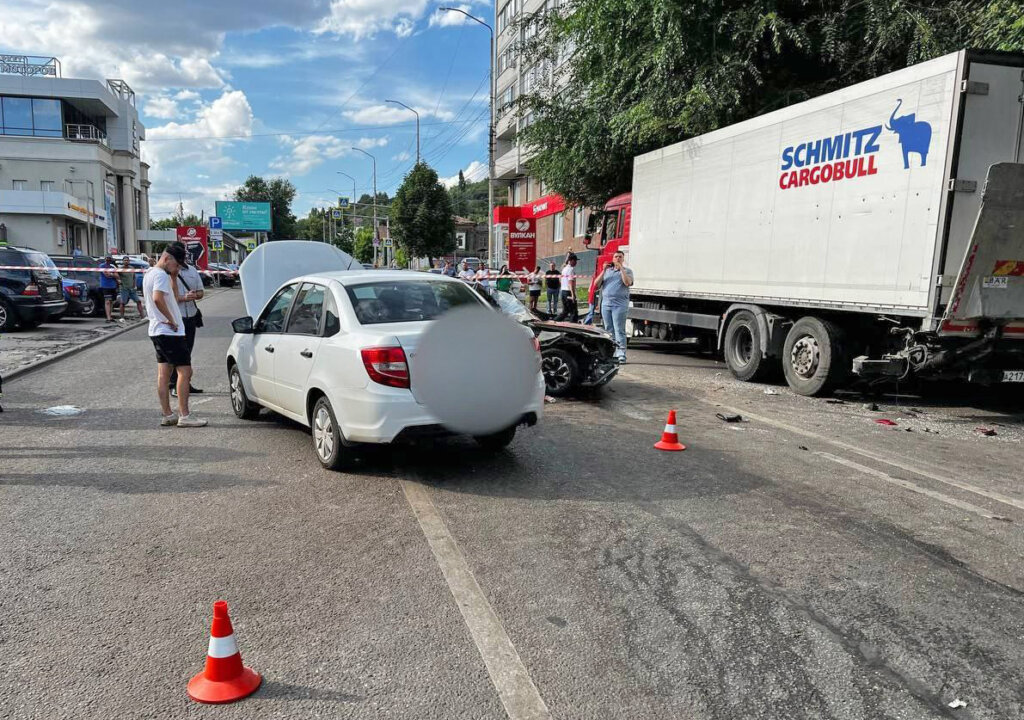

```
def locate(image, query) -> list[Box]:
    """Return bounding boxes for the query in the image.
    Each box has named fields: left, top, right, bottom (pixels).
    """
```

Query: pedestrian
left=117, top=256, right=145, bottom=321
left=527, top=265, right=542, bottom=311
left=593, top=250, right=634, bottom=363
left=170, top=251, right=205, bottom=397
left=556, top=253, right=579, bottom=322
left=98, top=254, right=118, bottom=322
left=458, top=260, right=475, bottom=282
left=545, top=261, right=560, bottom=315
left=496, top=265, right=514, bottom=293
left=442, top=260, right=456, bottom=277
left=476, top=265, right=491, bottom=290
left=143, top=242, right=207, bottom=428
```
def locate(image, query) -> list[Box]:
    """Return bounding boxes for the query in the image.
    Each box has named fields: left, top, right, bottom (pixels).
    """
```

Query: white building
left=0, top=56, right=150, bottom=256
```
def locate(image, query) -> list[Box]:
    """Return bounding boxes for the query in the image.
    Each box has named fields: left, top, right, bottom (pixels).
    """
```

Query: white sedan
left=226, top=268, right=545, bottom=469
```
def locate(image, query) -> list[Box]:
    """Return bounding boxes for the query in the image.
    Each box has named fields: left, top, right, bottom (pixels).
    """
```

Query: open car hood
left=240, top=241, right=358, bottom=317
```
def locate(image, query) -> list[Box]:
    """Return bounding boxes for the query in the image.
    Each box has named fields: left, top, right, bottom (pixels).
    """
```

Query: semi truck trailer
left=587, top=50, right=1024, bottom=396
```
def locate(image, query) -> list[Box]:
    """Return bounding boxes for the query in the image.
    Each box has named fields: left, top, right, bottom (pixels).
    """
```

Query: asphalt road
left=1, top=289, right=1022, bottom=719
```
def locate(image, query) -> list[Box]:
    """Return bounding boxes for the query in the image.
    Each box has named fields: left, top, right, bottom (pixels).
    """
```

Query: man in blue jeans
left=593, top=250, right=634, bottom=363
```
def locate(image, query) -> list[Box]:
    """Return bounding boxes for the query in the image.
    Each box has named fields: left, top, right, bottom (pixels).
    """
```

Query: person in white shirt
left=476, top=266, right=491, bottom=289
left=557, top=253, right=579, bottom=322
left=457, top=261, right=476, bottom=282
left=169, top=255, right=205, bottom=397
left=143, top=242, right=207, bottom=428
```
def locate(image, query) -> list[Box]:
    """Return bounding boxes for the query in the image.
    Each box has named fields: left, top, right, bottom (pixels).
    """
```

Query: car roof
left=308, top=270, right=463, bottom=286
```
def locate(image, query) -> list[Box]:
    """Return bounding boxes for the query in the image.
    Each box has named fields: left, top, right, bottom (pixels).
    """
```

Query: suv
left=50, top=254, right=105, bottom=316
left=0, top=246, right=67, bottom=330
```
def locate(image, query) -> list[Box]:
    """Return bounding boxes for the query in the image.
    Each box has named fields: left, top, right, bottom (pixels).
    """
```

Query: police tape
left=0, top=266, right=238, bottom=274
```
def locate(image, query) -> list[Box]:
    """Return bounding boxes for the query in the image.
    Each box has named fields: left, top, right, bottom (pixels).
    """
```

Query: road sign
left=384, top=239, right=393, bottom=247
left=175, top=226, right=209, bottom=270
left=372, top=238, right=380, bottom=247
left=338, top=196, right=349, bottom=208
left=331, top=209, right=342, bottom=219
left=215, top=201, right=272, bottom=231
left=245, top=239, right=257, bottom=251
left=208, top=216, right=222, bottom=230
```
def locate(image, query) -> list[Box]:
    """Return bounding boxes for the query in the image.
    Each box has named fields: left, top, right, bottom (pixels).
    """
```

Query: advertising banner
left=215, top=201, right=272, bottom=231
left=103, top=180, right=118, bottom=251
left=508, top=217, right=537, bottom=271
left=176, top=226, right=209, bottom=270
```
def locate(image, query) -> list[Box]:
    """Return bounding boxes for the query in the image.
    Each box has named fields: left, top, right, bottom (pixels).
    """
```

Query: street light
left=336, top=171, right=357, bottom=210
left=350, top=147, right=379, bottom=266
left=385, top=99, right=420, bottom=164
left=439, top=6, right=495, bottom=268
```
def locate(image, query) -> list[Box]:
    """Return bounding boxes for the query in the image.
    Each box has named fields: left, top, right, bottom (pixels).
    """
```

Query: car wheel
left=0, top=299, right=15, bottom=331
left=312, top=396, right=351, bottom=470
left=542, top=348, right=579, bottom=397
left=229, top=364, right=261, bottom=420
left=474, top=425, right=516, bottom=451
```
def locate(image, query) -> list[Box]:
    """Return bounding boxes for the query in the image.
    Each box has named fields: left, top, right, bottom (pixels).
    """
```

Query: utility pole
left=439, top=7, right=494, bottom=268
left=385, top=99, right=420, bottom=164
left=351, top=147, right=378, bottom=266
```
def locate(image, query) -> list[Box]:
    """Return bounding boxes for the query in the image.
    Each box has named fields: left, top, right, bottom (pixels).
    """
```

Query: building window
left=553, top=211, right=564, bottom=242
left=0, top=96, right=63, bottom=137
left=498, top=44, right=516, bottom=75
left=497, top=0, right=519, bottom=33
left=456, top=231, right=467, bottom=250
left=573, top=207, right=586, bottom=237
left=511, top=179, right=523, bottom=206
left=496, top=84, right=516, bottom=119
left=134, top=189, right=143, bottom=230
left=12, top=179, right=27, bottom=191
left=40, top=180, right=55, bottom=192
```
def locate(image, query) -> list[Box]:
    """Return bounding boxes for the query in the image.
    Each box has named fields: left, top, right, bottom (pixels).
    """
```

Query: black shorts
left=101, top=287, right=118, bottom=300
left=529, top=289, right=541, bottom=297
left=151, top=334, right=192, bottom=367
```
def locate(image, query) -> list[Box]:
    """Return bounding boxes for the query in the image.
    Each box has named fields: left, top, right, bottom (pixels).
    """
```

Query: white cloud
left=144, top=96, right=181, bottom=120
left=441, top=160, right=487, bottom=188
left=270, top=135, right=388, bottom=176
left=148, top=182, right=244, bottom=220
left=175, top=90, right=202, bottom=102
left=429, top=5, right=473, bottom=27
left=344, top=103, right=454, bottom=126
left=148, top=90, right=254, bottom=140
left=317, top=0, right=430, bottom=39
left=392, top=151, right=412, bottom=162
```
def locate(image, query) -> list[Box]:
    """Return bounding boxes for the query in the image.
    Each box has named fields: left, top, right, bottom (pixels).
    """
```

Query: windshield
left=486, top=287, right=534, bottom=323
left=345, top=279, right=483, bottom=325
left=26, top=252, right=61, bottom=278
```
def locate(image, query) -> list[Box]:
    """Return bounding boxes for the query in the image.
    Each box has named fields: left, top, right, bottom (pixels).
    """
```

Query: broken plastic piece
left=763, top=388, right=780, bottom=395
left=863, top=402, right=880, bottom=411
left=948, top=699, right=967, bottom=709
left=975, top=427, right=997, bottom=436
left=716, top=413, right=743, bottom=423
left=40, top=405, right=85, bottom=416
left=826, top=399, right=845, bottom=404
left=875, top=418, right=897, bottom=426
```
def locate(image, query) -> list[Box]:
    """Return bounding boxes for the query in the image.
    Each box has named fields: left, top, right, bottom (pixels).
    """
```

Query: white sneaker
left=177, top=414, right=208, bottom=428
left=160, top=413, right=178, bottom=426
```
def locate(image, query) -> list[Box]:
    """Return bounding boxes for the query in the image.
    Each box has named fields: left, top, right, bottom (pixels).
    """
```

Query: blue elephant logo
left=886, top=99, right=932, bottom=169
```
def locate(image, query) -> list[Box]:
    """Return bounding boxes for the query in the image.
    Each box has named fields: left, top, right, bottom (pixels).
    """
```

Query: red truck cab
left=585, top=192, right=632, bottom=305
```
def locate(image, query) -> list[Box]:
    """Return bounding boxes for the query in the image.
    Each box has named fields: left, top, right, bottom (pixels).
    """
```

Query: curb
left=6, top=318, right=149, bottom=382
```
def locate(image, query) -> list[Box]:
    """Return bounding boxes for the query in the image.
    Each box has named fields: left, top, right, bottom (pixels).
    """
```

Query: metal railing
left=65, top=124, right=108, bottom=145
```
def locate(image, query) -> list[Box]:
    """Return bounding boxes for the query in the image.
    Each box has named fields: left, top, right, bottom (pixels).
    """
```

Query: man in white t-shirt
left=457, top=261, right=475, bottom=282
left=557, top=253, right=579, bottom=322
left=143, top=242, right=207, bottom=428
left=476, top=266, right=491, bottom=289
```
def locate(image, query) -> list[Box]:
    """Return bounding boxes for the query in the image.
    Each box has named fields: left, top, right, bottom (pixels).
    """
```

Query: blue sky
left=2, top=0, right=493, bottom=220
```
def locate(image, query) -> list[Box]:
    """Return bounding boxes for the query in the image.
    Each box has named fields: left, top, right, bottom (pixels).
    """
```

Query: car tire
left=311, top=396, right=352, bottom=471
left=723, top=310, right=774, bottom=382
left=474, top=425, right=516, bottom=451
left=542, top=348, right=579, bottom=397
left=0, top=299, right=16, bottom=332
left=782, top=316, right=849, bottom=397
left=229, top=364, right=261, bottom=420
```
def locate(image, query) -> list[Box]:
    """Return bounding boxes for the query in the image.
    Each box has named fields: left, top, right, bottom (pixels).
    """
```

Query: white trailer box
left=620, top=50, right=1024, bottom=393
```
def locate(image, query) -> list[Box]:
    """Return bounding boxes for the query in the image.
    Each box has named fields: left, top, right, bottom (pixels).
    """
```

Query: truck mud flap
left=940, top=163, right=1024, bottom=339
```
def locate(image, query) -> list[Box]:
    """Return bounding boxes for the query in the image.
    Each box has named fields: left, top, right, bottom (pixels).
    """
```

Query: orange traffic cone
left=188, top=600, right=262, bottom=704
left=654, top=410, right=686, bottom=451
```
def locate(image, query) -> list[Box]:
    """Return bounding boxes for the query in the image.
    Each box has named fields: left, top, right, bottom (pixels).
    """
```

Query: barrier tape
left=0, top=266, right=238, bottom=275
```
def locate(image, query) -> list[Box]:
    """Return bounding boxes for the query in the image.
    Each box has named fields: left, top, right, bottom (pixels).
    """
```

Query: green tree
left=233, top=175, right=298, bottom=239
left=353, top=227, right=375, bottom=264
left=394, top=246, right=409, bottom=269
left=391, top=162, right=455, bottom=261
left=519, top=0, right=1019, bottom=207
left=448, top=177, right=488, bottom=223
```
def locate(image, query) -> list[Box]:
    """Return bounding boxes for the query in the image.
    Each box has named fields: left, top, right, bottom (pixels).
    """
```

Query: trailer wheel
left=782, top=317, right=848, bottom=396
left=723, top=310, right=772, bottom=381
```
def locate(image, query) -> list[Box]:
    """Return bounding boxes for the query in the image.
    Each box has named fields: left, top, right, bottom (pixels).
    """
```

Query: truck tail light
left=23, top=283, right=40, bottom=296
left=360, top=346, right=410, bottom=388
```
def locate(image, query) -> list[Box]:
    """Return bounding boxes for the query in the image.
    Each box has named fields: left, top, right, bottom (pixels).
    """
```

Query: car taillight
left=67, top=285, right=80, bottom=296
left=360, top=346, right=410, bottom=388
left=23, top=283, right=40, bottom=296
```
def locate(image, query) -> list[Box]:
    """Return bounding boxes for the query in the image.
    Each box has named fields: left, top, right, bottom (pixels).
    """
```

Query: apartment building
left=492, top=0, right=597, bottom=275
left=0, top=56, right=151, bottom=256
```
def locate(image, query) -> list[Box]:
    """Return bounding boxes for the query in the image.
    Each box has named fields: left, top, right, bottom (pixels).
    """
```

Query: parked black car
left=49, top=254, right=105, bottom=316
left=0, top=246, right=67, bottom=331
left=477, top=286, right=620, bottom=396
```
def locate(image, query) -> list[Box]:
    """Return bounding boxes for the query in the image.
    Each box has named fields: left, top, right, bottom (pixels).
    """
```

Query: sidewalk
left=1, top=313, right=147, bottom=378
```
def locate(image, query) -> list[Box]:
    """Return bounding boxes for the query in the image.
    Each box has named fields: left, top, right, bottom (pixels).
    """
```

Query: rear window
left=25, top=252, right=60, bottom=278
left=345, top=280, right=482, bottom=325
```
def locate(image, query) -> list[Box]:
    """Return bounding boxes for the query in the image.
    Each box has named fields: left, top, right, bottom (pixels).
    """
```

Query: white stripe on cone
left=664, top=424, right=676, bottom=434
left=208, top=633, right=239, bottom=659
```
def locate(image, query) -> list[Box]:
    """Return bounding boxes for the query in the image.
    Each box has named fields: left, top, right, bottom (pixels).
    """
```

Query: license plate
left=1003, top=370, right=1024, bottom=383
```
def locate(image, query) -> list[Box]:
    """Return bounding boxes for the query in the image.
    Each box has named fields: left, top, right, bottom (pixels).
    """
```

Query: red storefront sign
left=508, top=217, right=537, bottom=271
left=176, top=226, right=209, bottom=270
left=520, top=194, right=566, bottom=219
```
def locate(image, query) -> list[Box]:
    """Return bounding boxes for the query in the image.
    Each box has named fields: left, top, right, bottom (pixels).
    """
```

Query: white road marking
left=400, top=480, right=551, bottom=720
left=814, top=451, right=1006, bottom=520
left=190, top=397, right=214, bottom=406
left=700, top=400, right=1024, bottom=515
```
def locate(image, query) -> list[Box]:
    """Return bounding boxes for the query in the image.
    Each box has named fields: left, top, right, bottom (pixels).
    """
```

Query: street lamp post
left=350, top=147, right=378, bottom=266
left=439, top=6, right=494, bottom=268
left=385, top=99, right=420, bottom=164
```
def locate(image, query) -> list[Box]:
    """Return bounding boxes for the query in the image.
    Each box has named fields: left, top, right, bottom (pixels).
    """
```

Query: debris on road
left=826, top=398, right=845, bottom=405
left=798, top=445, right=809, bottom=451
left=875, top=418, right=897, bottom=426
left=763, top=388, right=780, bottom=395
left=975, top=427, right=998, bottom=436
left=948, top=699, right=967, bottom=709
left=863, top=402, right=880, bottom=411
left=40, top=405, right=85, bottom=416
left=716, top=412, right=743, bottom=423
left=544, top=395, right=557, bottom=404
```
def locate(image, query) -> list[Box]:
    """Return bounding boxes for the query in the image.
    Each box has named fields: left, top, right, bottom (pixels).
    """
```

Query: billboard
left=508, top=217, right=536, bottom=271
left=215, top=201, right=272, bottom=231
left=176, top=226, right=209, bottom=270
left=103, top=180, right=118, bottom=251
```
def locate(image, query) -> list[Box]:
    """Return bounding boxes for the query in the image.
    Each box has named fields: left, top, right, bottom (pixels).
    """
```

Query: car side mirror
left=232, top=316, right=254, bottom=334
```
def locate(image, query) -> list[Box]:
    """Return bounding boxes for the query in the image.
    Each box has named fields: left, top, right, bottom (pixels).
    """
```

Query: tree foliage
left=353, top=227, right=375, bottom=264
left=519, top=0, right=1023, bottom=207
left=233, top=175, right=298, bottom=239
left=391, top=162, right=455, bottom=260
left=448, top=177, right=489, bottom=223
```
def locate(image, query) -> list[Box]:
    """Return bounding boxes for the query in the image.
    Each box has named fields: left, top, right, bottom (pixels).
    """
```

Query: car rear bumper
left=12, top=296, right=67, bottom=322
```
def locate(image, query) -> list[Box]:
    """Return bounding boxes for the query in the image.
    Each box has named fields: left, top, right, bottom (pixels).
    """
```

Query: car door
left=273, top=282, right=326, bottom=418
left=248, top=283, right=298, bottom=406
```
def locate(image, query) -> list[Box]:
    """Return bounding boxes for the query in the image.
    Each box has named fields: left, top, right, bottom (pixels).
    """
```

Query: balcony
left=65, top=124, right=108, bottom=146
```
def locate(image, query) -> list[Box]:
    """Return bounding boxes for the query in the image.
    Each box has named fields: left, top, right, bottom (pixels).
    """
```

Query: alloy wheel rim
left=791, top=336, right=820, bottom=378
left=0, top=305, right=7, bottom=328
left=314, top=407, right=334, bottom=461
left=230, top=371, right=243, bottom=412
left=543, top=356, right=571, bottom=391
